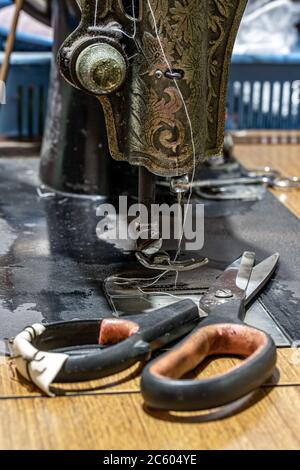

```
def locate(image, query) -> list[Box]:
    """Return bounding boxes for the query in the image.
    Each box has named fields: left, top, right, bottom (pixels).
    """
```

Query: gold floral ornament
left=73, top=0, right=248, bottom=177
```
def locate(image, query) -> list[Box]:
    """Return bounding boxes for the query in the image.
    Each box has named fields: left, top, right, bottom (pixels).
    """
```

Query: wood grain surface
left=0, top=140, right=299, bottom=450
left=1, top=387, right=300, bottom=450
left=236, top=140, right=300, bottom=218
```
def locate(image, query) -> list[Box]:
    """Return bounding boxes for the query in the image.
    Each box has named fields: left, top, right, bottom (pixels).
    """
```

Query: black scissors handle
left=141, top=299, right=277, bottom=411
left=29, top=300, right=199, bottom=385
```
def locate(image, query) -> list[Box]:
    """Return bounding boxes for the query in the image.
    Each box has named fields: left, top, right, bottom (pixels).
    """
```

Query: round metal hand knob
left=75, top=43, right=127, bottom=95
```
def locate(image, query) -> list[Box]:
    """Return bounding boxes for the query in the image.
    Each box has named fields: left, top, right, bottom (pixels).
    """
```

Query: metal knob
left=75, top=43, right=127, bottom=95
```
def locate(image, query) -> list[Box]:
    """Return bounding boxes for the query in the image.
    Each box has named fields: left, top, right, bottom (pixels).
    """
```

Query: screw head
left=75, top=43, right=127, bottom=95
left=214, top=289, right=233, bottom=299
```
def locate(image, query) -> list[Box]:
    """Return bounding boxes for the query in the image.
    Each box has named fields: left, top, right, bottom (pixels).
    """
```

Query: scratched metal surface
left=0, top=158, right=299, bottom=354
left=0, top=158, right=134, bottom=355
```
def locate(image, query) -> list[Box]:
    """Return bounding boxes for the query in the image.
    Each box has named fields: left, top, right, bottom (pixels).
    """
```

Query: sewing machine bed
left=0, top=157, right=299, bottom=354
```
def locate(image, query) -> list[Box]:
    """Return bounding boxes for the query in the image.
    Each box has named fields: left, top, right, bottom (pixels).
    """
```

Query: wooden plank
left=236, top=143, right=300, bottom=218
left=1, top=386, right=300, bottom=450
left=0, top=138, right=299, bottom=450
left=1, top=348, right=300, bottom=398
left=0, top=358, right=142, bottom=398
left=233, top=130, right=300, bottom=145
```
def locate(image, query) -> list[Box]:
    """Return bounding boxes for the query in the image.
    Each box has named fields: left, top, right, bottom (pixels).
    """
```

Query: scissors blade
left=245, top=252, right=280, bottom=305
left=236, top=252, right=255, bottom=291
left=199, top=251, right=255, bottom=313
left=199, top=252, right=279, bottom=315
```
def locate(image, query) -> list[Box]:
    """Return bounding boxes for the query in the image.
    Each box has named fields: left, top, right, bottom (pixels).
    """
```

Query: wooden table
left=0, top=137, right=300, bottom=450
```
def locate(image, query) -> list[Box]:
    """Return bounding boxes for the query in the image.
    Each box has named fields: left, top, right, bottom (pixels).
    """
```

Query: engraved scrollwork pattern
left=206, top=0, right=248, bottom=154
left=96, top=0, right=248, bottom=176
left=126, top=0, right=208, bottom=176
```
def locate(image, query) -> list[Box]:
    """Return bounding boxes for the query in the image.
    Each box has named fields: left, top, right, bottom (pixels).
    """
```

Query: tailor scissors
left=141, top=252, right=279, bottom=411
left=13, top=252, right=278, bottom=399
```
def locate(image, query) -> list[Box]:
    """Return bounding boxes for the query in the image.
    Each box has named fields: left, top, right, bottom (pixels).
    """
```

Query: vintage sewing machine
left=2, top=0, right=299, bottom=358
left=10, top=0, right=300, bottom=402
left=27, top=0, right=248, bottom=272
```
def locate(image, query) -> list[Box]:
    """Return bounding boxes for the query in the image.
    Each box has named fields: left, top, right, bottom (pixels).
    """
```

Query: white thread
left=109, top=269, right=173, bottom=290
left=109, top=269, right=177, bottom=316
left=111, top=279, right=182, bottom=316
left=114, top=0, right=138, bottom=40
left=137, top=287, right=182, bottom=302
left=94, top=0, right=138, bottom=39
left=112, top=2, right=152, bottom=75
left=146, top=0, right=197, bottom=264
left=109, top=272, right=169, bottom=286
left=140, top=269, right=173, bottom=288
left=94, top=0, right=99, bottom=27
left=107, top=1, right=199, bottom=294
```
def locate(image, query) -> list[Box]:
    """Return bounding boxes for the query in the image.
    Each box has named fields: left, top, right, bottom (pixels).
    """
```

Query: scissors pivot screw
left=214, top=289, right=233, bottom=299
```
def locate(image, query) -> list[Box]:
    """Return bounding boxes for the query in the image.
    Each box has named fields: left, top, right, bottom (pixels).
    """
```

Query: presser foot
left=135, top=251, right=209, bottom=272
